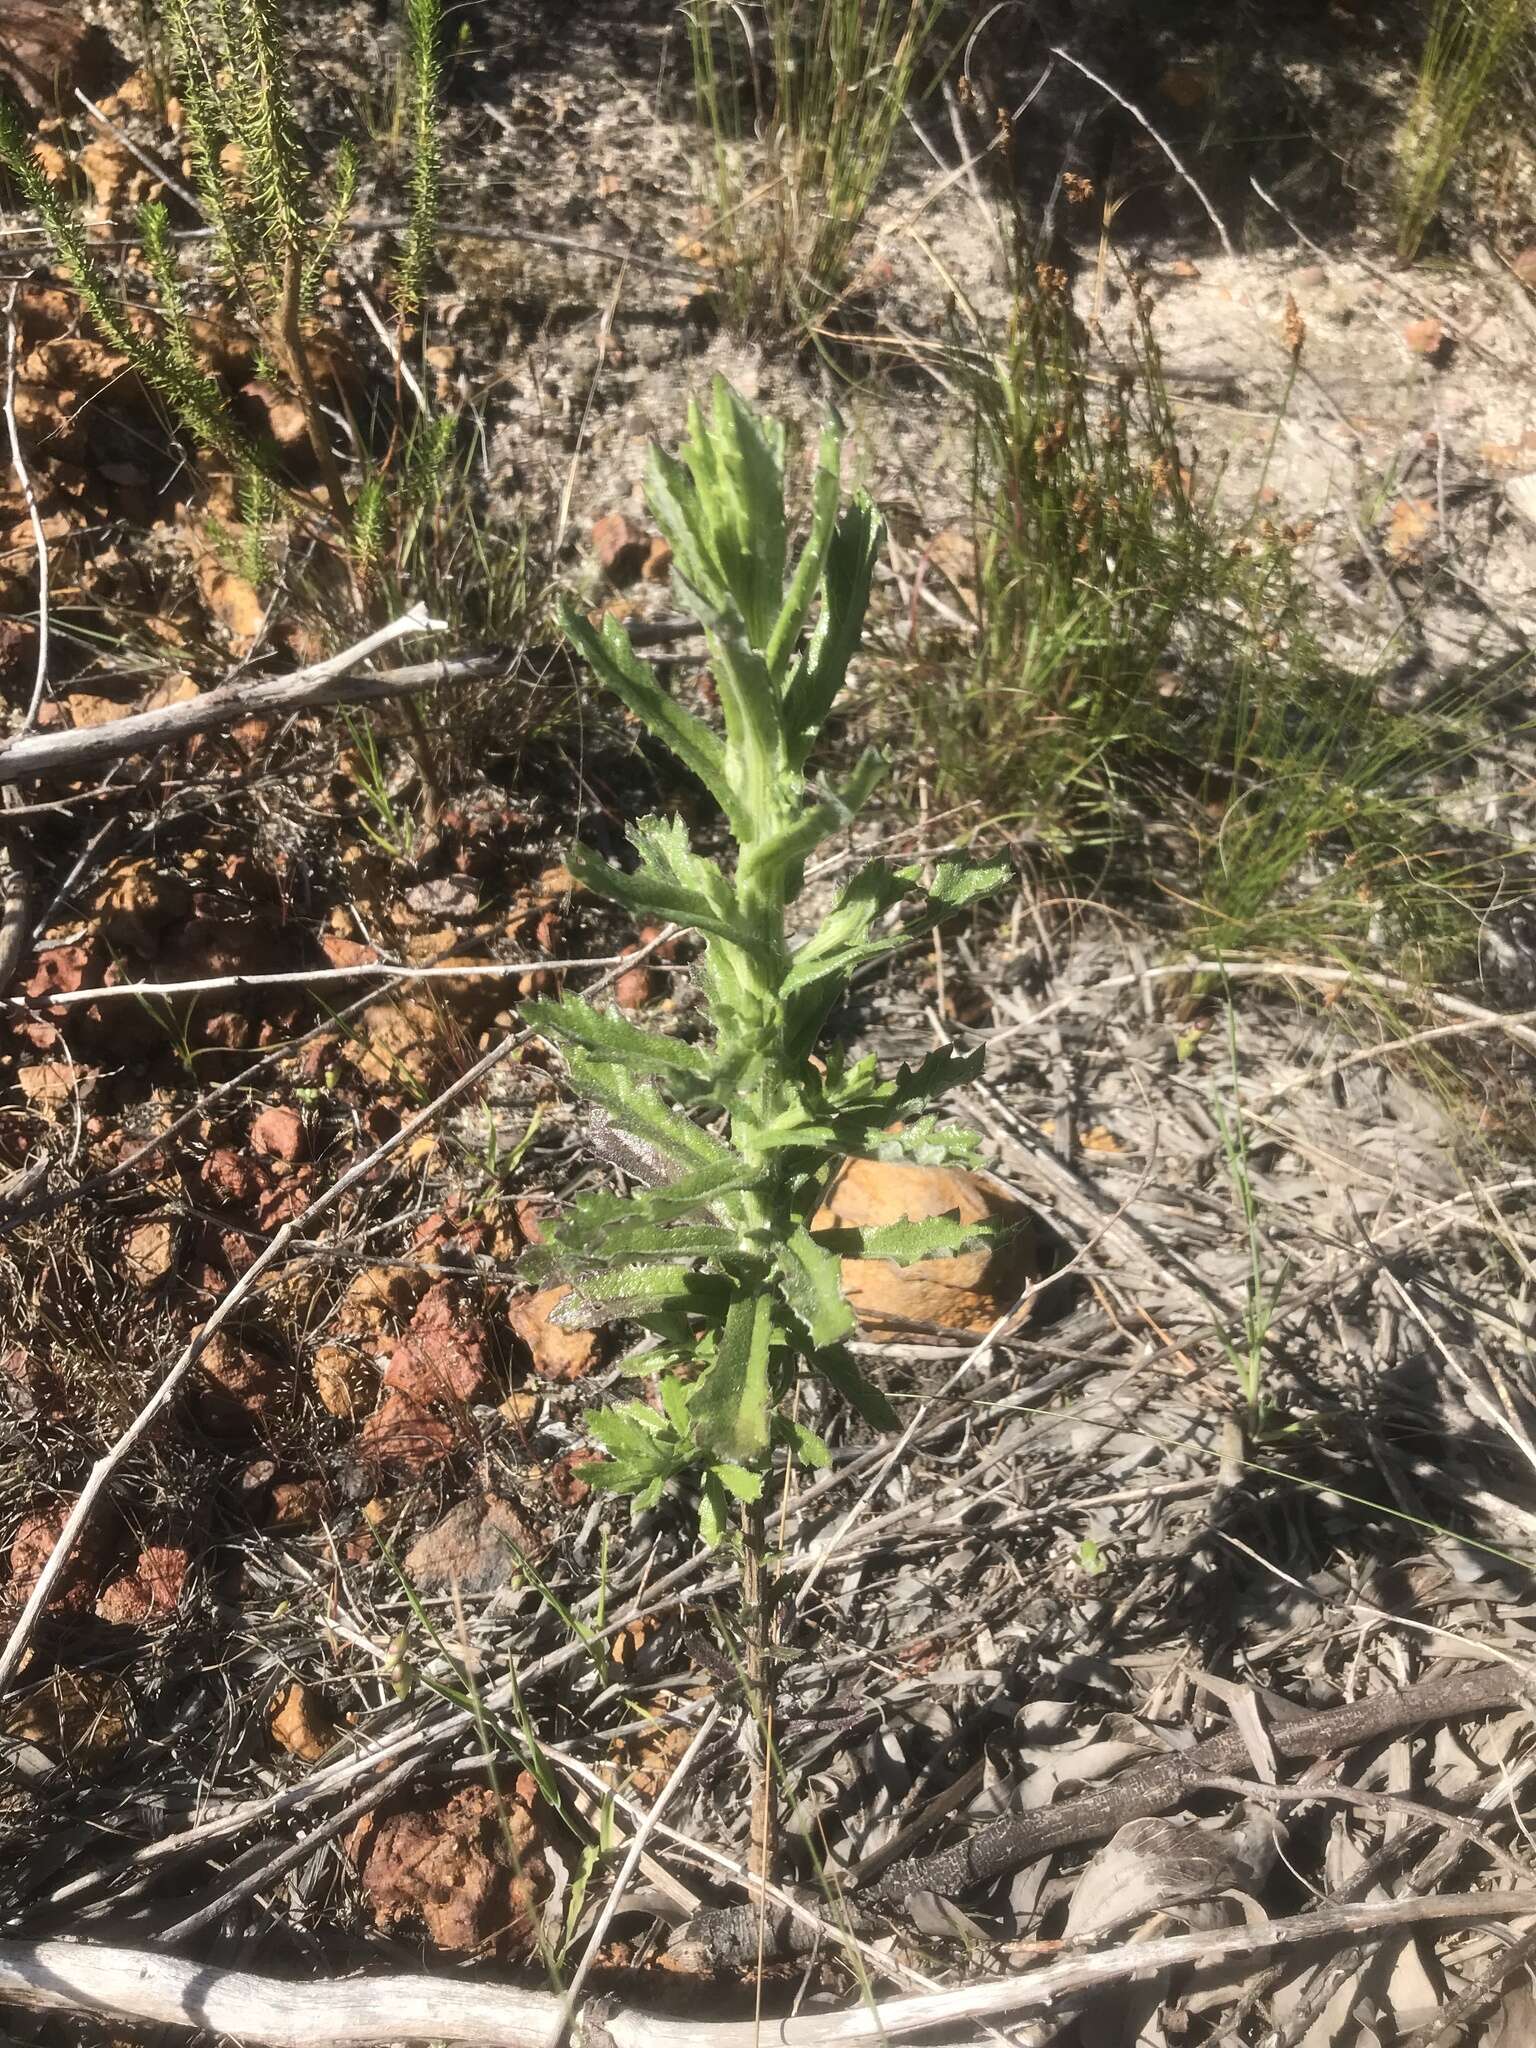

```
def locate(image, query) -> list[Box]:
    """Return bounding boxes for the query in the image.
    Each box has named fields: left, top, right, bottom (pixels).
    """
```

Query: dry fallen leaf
left=1384, top=496, right=1437, bottom=562
left=17, top=1060, right=92, bottom=1111
left=250, top=1105, right=305, bottom=1162
left=507, top=1284, right=601, bottom=1379
left=0, top=1, right=113, bottom=107
left=8, top=1499, right=105, bottom=1615
left=270, top=1681, right=334, bottom=1762
left=925, top=525, right=979, bottom=617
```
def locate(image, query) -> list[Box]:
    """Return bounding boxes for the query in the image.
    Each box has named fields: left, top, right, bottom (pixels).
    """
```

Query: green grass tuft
left=686, top=0, right=946, bottom=337
left=1397, top=0, right=1532, bottom=261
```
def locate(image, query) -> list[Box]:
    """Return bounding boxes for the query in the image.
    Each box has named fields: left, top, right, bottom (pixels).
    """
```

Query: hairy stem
left=739, top=1494, right=778, bottom=1887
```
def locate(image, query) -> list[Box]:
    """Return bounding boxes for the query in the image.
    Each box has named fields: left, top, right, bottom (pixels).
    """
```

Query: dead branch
left=4, top=949, right=657, bottom=1012
left=0, top=608, right=463, bottom=786
left=0, top=611, right=706, bottom=787
left=7, top=1894, right=1536, bottom=2047
left=0, top=283, right=45, bottom=998
left=867, top=1663, right=1529, bottom=1906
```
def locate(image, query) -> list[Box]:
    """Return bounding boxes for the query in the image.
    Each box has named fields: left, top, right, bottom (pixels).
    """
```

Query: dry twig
left=0, top=607, right=455, bottom=785
left=8, top=1895, right=1536, bottom=2047
left=866, top=1664, right=1528, bottom=1906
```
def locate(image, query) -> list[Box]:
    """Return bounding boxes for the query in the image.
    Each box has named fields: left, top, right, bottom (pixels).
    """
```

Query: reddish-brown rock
left=350, top=1780, right=545, bottom=1954
left=590, top=512, right=651, bottom=585
left=402, top=1495, right=546, bottom=1595
left=358, top=1391, right=460, bottom=1475
left=383, top=1286, right=492, bottom=1406
left=95, top=1543, right=187, bottom=1627
left=250, top=1106, right=306, bottom=1162
left=194, top=1331, right=283, bottom=1433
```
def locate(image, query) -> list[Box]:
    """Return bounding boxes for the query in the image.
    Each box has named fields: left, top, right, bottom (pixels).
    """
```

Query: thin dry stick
left=8, top=1897, right=1536, bottom=2048
left=276, top=244, right=353, bottom=532
left=1046, top=45, right=1235, bottom=261
left=5, top=950, right=670, bottom=1011
left=0, top=1019, right=521, bottom=1698
left=0, top=615, right=704, bottom=787
left=1197, top=1775, right=1534, bottom=1884
left=554, top=1703, right=723, bottom=2040
left=0, top=286, right=43, bottom=998
left=355, top=285, right=430, bottom=412
left=3, top=287, right=50, bottom=735
left=740, top=1491, right=778, bottom=1891
left=1403, top=1920, right=1536, bottom=2047
left=0, top=607, right=453, bottom=785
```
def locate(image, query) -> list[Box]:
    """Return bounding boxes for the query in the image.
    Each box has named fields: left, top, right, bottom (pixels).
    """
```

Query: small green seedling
left=526, top=379, right=1006, bottom=1873
left=528, top=378, right=1006, bottom=1536
left=1074, top=1537, right=1108, bottom=1577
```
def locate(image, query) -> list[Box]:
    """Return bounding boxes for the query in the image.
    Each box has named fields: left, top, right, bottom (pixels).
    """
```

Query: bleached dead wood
left=0, top=610, right=705, bottom=787
left=6, top=1896, right=1536, bottom=2048
left=0, top=608, right=468, bottom=786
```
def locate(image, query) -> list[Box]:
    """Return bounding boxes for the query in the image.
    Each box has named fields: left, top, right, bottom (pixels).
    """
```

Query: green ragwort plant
left=526, top=381, right=1006, bottom=1866
left=530, top=381, right=1006, bottom=1525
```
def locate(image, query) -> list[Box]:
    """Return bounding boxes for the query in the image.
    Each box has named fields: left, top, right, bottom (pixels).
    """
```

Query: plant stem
left=271, top=250, right=444, bottom=821
left=739, top=1493, right=778, bottom=1886
left=400, top=693, right=444, bottom=825
left=276, top=246, right=352, bottom=535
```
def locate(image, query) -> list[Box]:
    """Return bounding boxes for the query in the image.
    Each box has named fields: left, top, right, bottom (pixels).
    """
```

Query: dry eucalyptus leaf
left=1064, top=1809, right=1281, bottom=1942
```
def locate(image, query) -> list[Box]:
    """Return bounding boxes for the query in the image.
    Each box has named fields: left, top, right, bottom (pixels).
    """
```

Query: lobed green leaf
left=525, top=994, right=712, bottom=1083
left=552, top=1263, right=733, bottom=1329
left=559, top=604, right=734, bottom=819
left=810, top=1215, right=1002, bottom=1266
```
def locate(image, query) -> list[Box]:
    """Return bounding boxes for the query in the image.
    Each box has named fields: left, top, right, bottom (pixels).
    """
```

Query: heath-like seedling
left=526, top=379, right=1007, bottom=1873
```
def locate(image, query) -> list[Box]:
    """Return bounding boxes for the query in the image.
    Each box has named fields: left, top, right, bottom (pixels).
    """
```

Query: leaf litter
left=5, top=1, right=1536, bottom=2042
